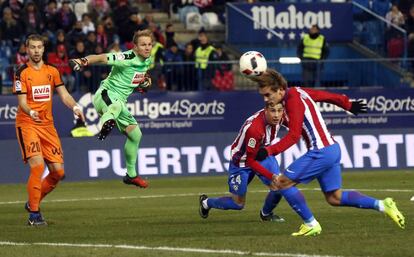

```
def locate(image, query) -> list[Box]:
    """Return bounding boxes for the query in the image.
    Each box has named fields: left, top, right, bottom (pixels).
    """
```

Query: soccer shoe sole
left=199, top=194, right=210, bottom=219
left=98, top=119, right=116, bottom=140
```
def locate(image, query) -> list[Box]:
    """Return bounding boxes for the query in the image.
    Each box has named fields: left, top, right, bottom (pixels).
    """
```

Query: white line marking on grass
left=0, top=188, right=412, bottom=206
left=0, top=241, right=343, bottom=257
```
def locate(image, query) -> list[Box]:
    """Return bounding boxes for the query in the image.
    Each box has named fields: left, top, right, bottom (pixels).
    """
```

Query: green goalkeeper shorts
left=93, top=87, right=138, bottom=133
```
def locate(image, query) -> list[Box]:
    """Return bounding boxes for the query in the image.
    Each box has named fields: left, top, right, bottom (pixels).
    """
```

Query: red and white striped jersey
left=231, top=109, right=283, bottom=179
left=267, top=87, right=352, bottom=156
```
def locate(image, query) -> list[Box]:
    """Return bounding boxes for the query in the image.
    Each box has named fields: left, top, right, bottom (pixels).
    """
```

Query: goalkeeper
left=69, top=29, right=154, bottom=188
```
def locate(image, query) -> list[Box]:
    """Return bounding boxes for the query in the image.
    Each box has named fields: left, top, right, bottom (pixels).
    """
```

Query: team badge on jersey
left=116, top=53, right=125, bottom=60
left=32, top=85, right=51, bottom=102
left=248, top=138, right=256, bottom=148
left=131, top=72, right=146, bottom=85
left=15, top=80, right=22, bottom=91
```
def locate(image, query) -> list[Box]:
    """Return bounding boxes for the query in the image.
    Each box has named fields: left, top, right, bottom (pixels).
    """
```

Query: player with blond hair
left=69, top=29, right=154, bottom=188
left=14, top=34, right=85, bottom=226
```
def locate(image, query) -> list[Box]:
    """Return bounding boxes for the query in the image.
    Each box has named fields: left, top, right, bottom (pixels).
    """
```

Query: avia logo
left=251, top=5, right=332, bottom=30
left=131, top=72, right=146, bottom=85
left=77, top=93, right=100, bottom=134
left=32, top=85, right=51, bottom=102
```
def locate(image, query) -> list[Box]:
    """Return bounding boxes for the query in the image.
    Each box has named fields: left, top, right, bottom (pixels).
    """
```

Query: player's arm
left=265, top=92, right=305, bottom=157
left=303, top=88, right=367, bottom=115
left=244, top=130, right=275, bottom=180
left=69, top=54, right=108, bottom=71
left=55, top=86, right=85, bottom=122
left=17, top=94, right=41, bottom=122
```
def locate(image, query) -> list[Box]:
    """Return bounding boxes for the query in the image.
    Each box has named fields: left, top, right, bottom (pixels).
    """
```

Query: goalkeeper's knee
left=104, top=101, right=122, bottom=120
left=127, top=126, right=142, bottom=144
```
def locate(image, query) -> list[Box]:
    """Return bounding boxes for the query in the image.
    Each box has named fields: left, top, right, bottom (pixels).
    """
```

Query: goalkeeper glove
left=69, top=58, right=88, bottom=71
left=255, top=147, right=269, bottom=161
left=349, top=100, right=367, bottom=115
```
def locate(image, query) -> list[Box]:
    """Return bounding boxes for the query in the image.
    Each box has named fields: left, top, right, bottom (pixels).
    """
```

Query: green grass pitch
left=0, top=170, right=413, bottom=257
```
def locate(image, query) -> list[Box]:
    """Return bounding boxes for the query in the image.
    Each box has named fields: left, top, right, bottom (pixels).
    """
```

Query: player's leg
left=257, top=156, right=284, bottom=222
left=16, top=126, right=47, bottom=226
left=38, top=126, right=65, bottom=201
left=122, top=124, right=148, bottom=188
left=93, top=88, right=121, bottom=140
left=320, top=164, right=405, bottom=229
left=199, top=168, right=250, bottom=218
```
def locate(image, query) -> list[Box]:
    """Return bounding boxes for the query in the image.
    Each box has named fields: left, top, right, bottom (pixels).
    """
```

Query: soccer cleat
left=291, top=223, right=322, bottom=236
left=383, top=198, right=405, bottom=229
left=97, top=119, right=116, bottom=140
left=28, top=212, right=47, bottom=226
left=260, top=211, right=285, bottom=222
left=199, top=194, right=210, bottom=219
left=123, top=175, right=148, bottom=188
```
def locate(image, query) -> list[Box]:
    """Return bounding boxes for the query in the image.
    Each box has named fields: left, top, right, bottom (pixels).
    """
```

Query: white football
left=239, top=51, right=267, bottom=76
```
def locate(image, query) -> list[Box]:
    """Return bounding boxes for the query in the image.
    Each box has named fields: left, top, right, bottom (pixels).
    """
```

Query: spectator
left=0, top=0, right=24, bottom=21
left=297, top=24, right=329, bottom=87
left=149, top=35, right=165, bottom=90
left=103, top=16, right=118, bottom=44
left=85, top=31, right=98, bottom=54
left=108, top=42, right=121, bottom=53
left=54, top=29, right=69, bottom=52
left=96, top=23, right=112, bottom=51
left=88, top=0, right=111, bottom=21
left=14, top=42, right=28, bottom=65
left=182, top=42, right=196, bottom=91
left=112, top=0, right=132, bottom=31
left=165, top=23, right=176, bottom=48
left=55, top=1, right=77, bottom=33
left=0, top=7, right=23, bottom=47
left=69, top=40, right=93, bottom=91
left=194, top=30, right=216, bottom=90
left=385, top=4, right=405, bottom=58
left=163, top=43, right=183, bottom=91
left=81, top=13, right=95, bottom=35
left=48, top=44, right=76, bottom=92
left=21, top=1, right=42, bottom=35
left=42, top=0, right=58, bottom=33
left=406, top=5, right=414, bottom=71
left=67, top=21, right=86, bottom=52
left=386, top=4, right=405, bottom=28
left=118, top=11, right=143, bottom=44
left=211, top=45, right=233, bottom=91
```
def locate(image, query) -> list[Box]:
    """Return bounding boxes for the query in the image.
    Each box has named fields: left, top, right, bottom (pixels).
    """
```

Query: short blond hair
left=25, top=34, right=45, bottom=47
left=132, top=29, right=155, bottom=45
left=251, top=68, right=288, bottom=92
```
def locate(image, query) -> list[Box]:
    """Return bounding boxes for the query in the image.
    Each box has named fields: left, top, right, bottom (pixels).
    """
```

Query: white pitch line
left=0, top=188, right=412, bottom=206
left=0, top=241, right=343, bottom=257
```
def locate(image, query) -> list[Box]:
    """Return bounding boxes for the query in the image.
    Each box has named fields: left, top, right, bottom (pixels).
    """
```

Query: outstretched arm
left=69, top=54, right=108, bottom=71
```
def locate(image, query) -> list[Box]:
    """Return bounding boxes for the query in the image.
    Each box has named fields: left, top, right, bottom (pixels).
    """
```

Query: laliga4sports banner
left=0, top=88, right=413, bottom=140
left=226, top=2, right=353, bottom=43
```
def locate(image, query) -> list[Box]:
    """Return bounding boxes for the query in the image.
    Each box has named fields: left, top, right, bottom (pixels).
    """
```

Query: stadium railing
left=1, top=58, right=412, bottom=94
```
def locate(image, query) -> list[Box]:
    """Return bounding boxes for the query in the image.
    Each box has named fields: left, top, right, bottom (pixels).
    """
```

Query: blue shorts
left=285, top=143, right=341, bottom=192
left=228, top=156, right=280, bottom=196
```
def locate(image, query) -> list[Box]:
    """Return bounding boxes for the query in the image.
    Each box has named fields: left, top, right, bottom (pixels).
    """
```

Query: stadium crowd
left=1, top=0, right=414, bottom=92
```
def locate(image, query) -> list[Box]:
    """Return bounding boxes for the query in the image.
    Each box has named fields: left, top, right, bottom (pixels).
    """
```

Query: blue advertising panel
left=0, top=88, right=414, bottom=140
left=227, top=2, right=353, bottom=43
left=1, top=129, right=413, bottom=184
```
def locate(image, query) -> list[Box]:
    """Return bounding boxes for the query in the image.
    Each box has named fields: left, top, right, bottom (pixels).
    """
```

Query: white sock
left=202, top=199, right=209, bottom=209
left=378, top=200, right=385, bottom=212
left=305, top=218, right=319, bottom=227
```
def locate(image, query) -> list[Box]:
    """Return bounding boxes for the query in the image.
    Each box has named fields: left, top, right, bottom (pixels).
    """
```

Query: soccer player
left=13, top=34, right=85, bottom=226
left=199, top=101, right=285, bottom=222
left=69, top=29, right=153, bottom=188
left=254, top=69, right=405, bottom=236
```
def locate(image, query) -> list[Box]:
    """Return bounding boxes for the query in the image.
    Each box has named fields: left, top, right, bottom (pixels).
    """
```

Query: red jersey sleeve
left=244, top=127, right=274, bottom=180
left=302, top=87, right=352, bottom=111
left=266, top=89, right=304, bottom=156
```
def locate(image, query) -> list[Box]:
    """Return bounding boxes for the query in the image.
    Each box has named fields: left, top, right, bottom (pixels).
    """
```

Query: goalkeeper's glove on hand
left=349, top=100, right=367, bottom=115
left=69, top=58, right=88, bottom=71
left=256, top=147, right=269, bottom=161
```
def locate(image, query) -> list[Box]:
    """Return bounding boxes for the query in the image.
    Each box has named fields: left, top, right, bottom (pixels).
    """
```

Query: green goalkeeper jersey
left=101, top=50, right=152, bottom=101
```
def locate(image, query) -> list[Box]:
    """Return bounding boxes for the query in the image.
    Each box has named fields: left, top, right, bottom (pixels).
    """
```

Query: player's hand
left=73, top=106, right=85, bottom=122
left=349, top=100, right=367, bottom=115
left=69, top=58, right=88, bottom=71
left=255, top=147, right=269, bottom=161
left=29, top=110, right=41, bottom=123
left=137, top=75, right=152, bottom=94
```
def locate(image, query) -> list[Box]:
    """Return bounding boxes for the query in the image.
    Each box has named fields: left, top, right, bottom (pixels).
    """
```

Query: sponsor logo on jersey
left=32, top=85, right=51, bottom=102
left=15, top=80, right=22, bottom=91
left=131, top=72, right=146, bottom=85
left=248, top=138, right=256, bottom=148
